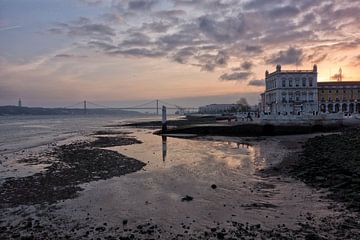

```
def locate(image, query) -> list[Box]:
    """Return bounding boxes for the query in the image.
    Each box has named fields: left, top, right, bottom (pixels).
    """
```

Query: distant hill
left=0, top=106, right=143, bottom=116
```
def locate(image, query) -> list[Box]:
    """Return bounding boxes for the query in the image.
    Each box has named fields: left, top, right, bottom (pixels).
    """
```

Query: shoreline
left=262, top=128, right=360, bottom=213
left=1, top=119, right=360, bottom=239
left=0, top=132, right=146, bottom=209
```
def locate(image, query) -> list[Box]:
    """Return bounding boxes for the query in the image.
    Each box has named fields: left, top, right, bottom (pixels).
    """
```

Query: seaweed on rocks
left=0, top=136, right=145, bottom=208
left=272, top=128, right=360, bottom=212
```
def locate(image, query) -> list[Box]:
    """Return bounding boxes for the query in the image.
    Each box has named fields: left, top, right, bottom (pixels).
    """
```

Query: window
left=309, top=92, right=313, bottom=100
left=329, top=90, right=332, bottom=93
left=309, top=77, right=313, bottom=87
left=289, top=92, right=294, bottom=102
left=282, top=78, right=286, bottom=87
left=336, top=90, right=339, bottom=93
left=302, top=92, right=307, bottom=101
left=302, top=78, right=306, bottom=87
left=295, top=91, right=300, bottom=101
left=282, top=92, right=287, bottom=102
left=289, top=78, right=293, bottom=87
left=295, top=78, right=300, bottom=87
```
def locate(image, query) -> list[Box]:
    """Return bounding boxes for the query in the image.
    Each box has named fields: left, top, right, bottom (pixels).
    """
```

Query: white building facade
left=260, top=65, right=319, bottom=116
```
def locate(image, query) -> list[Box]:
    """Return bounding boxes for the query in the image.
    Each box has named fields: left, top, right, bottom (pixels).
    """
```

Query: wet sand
left=0, top=125, right=360, bottom=239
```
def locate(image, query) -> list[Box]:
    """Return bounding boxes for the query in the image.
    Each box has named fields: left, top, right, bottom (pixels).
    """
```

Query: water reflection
left=162, top=136, right=167, bottom=162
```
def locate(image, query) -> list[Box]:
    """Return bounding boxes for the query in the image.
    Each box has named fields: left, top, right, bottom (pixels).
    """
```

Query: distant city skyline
left=1, top=0, right=360, bottom=106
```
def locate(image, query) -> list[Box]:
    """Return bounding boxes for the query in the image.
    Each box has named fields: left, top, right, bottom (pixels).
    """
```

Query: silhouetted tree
left=236, top=98, right=250, bottom=112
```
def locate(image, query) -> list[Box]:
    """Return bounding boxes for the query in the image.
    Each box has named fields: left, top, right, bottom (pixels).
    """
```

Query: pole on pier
left=162, top=105, right=167, bottom=133
left=156, top=99, right=159, bottom=115
left=84, top=100, right=87, bottom=114
left=162, top=135, right=167, bottom=162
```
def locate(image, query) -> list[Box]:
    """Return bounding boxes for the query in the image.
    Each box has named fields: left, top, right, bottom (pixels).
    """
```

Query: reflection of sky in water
left=60, top=128, right=332, bottom=233
left=112, top=130, right=267, bottom=177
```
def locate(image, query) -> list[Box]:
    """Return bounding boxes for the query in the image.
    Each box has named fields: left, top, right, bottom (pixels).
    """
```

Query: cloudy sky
left=1, top=0, right=360, bottom=107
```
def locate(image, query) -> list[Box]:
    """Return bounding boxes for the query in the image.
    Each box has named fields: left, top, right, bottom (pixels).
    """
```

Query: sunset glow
left=1, top=0, right=360, bottom=106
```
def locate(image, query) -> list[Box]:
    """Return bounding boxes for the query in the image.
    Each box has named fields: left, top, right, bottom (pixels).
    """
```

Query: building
left=198, top=104, right=238, bottom=114
left=318, top=82, right=360, bottom=113
left=261, top=65, right=319, bottom=116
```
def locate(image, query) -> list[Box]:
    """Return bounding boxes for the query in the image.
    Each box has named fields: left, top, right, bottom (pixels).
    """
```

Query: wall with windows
left=318, top=83, right=360, bottom=113
left=262, top=65, right=318, bottom=116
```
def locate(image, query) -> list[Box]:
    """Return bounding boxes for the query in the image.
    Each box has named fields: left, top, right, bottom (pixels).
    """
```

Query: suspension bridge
left=62, top=99, right=198, bottom=115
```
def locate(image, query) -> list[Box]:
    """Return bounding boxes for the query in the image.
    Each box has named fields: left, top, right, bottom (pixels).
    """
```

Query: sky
left=1, top=0, right=360, bottom=107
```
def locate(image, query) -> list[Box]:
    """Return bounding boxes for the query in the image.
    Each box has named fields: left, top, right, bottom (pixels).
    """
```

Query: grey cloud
left=101, top=13, right=123, bottom=23
left=172, top=47, right=196, bottom=64
left=241, top=61, right=253, bottom=70
left=50, top=19, right=116, bottom=39
left=307, top=52, right=327, bottom=64
left=88, top=41, right=118, bottom=51
left=244, top=0, right=285, bottom=10
left=54, top=54, right=88, bottom=58
left=245, top=45, right=263, bottom=53
left=196, top=51, right=230, bottom=72
left=159, top=30, right=203, bottom=48
left=128, top=0, right=158, bottom=10
left=78, top=0, right=102, bottom=5
left=155, top=9, right=186, bottom=21
left=198, top=14, right=246, bottom=43
left=173, top=0, right=236, bottom=10
left=121, top=32, right=152, bottom=46
left=136, top=21, right=172, bottom=33
left=248, top=79, right=265, bottom=86
left=266, top=47, right=304, bottom=65
left=219, top=71, right=252, bottom=81
left=68, top=24, right=115, bottom=37
left=110, top=48, right=166, bottom=58
left=267, top=5, right=300, bottom=18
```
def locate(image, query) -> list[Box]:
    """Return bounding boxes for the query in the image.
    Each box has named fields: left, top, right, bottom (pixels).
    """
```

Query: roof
left=267, top=70, right=316, bottom=78
left=318, top=81, right=360, bottom=86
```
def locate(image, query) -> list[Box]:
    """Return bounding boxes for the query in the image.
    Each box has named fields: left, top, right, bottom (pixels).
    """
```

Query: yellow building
left=318, top=81, right=360, bottom=113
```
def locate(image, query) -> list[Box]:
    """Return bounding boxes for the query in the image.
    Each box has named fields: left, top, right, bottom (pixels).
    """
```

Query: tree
left=236, top=98, right=250, bottom=112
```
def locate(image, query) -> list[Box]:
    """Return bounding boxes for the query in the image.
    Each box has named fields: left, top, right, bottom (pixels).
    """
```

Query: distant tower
left=337, top=68, right=343, bottom=82
left=83, top=100, right=87, bottom=114
left=18, top=98, right=22, bottom=107
left=313, top=64, right=317, bottom=73
left=276, top=64, right=281, bottom=72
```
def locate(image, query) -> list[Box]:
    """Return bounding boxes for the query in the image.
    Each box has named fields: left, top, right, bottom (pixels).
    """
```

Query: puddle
left=54, top=128, right=337, bottom=233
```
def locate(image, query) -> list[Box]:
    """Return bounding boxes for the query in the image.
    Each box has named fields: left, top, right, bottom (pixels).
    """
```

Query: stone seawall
left=157, top=123, right=345, bottom=136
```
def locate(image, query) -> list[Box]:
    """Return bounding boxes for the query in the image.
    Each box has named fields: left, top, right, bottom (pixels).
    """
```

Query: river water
left=0, top=115, right=345, bottom=238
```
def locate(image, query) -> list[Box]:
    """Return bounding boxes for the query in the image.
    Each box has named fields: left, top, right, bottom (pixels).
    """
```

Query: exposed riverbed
left=0, top=116, right=359, bottom=239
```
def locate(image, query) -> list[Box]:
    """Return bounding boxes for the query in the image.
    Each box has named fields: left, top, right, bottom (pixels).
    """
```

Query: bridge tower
left=84, top=100, right=87, bottom=114
left=156, top=99, right=159, bottom=115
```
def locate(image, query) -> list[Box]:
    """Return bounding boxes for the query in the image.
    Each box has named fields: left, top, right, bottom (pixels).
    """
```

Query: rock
left=181, top=195, right=193, bottom=202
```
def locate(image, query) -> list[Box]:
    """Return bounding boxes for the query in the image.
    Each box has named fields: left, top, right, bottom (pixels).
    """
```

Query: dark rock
left=181, top=195, right=193, bottom=202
